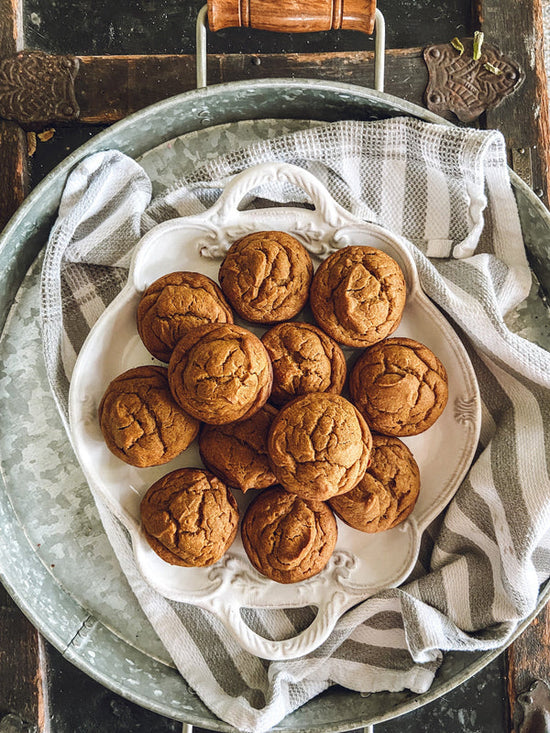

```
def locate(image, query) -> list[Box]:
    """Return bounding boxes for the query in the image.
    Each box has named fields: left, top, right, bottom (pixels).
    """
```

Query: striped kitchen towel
left=41, top=117, right=550, bottom=733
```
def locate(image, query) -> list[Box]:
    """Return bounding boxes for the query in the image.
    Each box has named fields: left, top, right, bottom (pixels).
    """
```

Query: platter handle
left=212, top=591, right=351, bottom=660
left=209, top=161, right=351, bottom=228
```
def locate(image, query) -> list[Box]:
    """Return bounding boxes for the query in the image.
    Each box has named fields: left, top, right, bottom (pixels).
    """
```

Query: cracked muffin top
left=98, top=365, right=199, bottom=467
left=241, top=485, right=337, bottom=583
left=267, top=392, right=372, bottom=502
left=199, top=404, right=278, bottom=493
left=140, top=468, right=239, bottom=567
left=329, top=434, right=420, bottom=533
left=310, top=245, right=406, bottom=347
left=261, top=321, right=347, bottom=406
left=168, top=323, right=273, bottom=425
left=349, top=337, right=448, bottom=436
left=137, top=271, right=233, bottom=363
left=218, top=231, right=313, bottom=323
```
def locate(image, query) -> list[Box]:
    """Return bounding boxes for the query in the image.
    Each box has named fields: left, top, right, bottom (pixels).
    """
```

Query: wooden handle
left=207, top=0, right=377, bottom=35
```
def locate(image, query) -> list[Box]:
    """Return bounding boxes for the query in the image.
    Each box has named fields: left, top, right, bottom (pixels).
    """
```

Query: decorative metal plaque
left=424, top=38, right=524, bottom=123
left=0, top=51, right=80, bottom=126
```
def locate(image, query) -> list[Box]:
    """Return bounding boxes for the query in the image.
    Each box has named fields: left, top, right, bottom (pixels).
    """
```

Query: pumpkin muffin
left=349, top=337, right=448, bottom=436
left=98, top=365, right=199, bottom=467
left=310, top=245, right=406, bottom=347
left=137, top=271, right=233, bottom=363
left=218, top=231, right=313, bottom=323
left=267, top=393, right=372, bottom=502
left=241, top=486, right=338, bottom=583
left=140, top=468, right=239, bottom=567
left=199, top=404, right=278, bottom=492
left=261, top=321, right=347, bottom=406
left=329, top=434, right=420, bottom=533
left=168, top=323, right=273, bottom=424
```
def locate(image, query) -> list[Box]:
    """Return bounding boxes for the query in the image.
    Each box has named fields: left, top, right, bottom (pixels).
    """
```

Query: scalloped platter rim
left=68, top=162, right=481, bottom=661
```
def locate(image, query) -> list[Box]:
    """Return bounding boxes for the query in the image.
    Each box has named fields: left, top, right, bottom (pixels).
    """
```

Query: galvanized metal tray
left=0, top=80, right=549, bottom=731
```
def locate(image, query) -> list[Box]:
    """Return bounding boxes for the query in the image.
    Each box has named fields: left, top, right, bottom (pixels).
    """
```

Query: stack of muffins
left=98, top=231, right=449, bottom=584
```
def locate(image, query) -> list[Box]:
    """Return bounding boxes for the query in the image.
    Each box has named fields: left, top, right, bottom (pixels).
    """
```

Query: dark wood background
left=1, top=0, right=549, bottom=731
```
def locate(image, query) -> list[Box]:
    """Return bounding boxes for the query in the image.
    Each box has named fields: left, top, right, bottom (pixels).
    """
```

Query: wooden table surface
left=1, top=1, right=549, bottom=731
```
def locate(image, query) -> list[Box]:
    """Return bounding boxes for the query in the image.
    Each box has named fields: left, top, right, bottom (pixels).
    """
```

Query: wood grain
left=477, top=1, right=550, bottom=725
left=207, top=0, right=376, bottom=34
left=0, top=585, right=47, bottom=728
left=0, top=0, right=22, bottom=52
left=0, top=0, right=28, bottom=231
left=74, top=48, right=428, bottom=124
left=0, top=120, right=29, bottom=230
left=0, top=0, right=37, bottom=722
left=479, top=0, right=550, bottom=205
left=507, top=612, right=550, bottom=731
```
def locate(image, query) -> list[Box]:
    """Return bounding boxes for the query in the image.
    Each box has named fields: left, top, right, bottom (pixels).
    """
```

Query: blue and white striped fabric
left=41, top=118, right=550, bottom=733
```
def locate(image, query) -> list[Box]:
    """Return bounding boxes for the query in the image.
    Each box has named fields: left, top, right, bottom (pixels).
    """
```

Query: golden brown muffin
left=218, top=231, right=313, bottom=323
left=329, top=434, right=420, bottom=532
left=98, top=365, right=199, bottom=467
left=140, top=468, right=239, bottom=567
left=168, top=323, right=273, bottom=425
left=349, top=337, right=448, bottom=436
left=137, top=271, right=233, bottom=363
left=267, top=393, right=372, bottom=502
left=241, top=486, right=337, bottom=583
left=199, top=404, right=278, bottom=492
left=310, top=245, right=406, bottom=347
left=261, top=321, right=347, bottom=406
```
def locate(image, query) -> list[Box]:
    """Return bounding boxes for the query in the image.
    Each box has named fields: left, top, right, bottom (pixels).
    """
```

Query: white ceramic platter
left=68, top=161, right=481, bottom=661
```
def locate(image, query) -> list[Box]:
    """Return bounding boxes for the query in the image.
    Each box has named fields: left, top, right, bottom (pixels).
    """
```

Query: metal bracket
left=517, top=679, right=550, bottom=733
left=423, top=38, right=524, bottom=123
left=0, top=50, right=79, bottom=127
left=195, top=4, right=386, bottom=92
left=511, top=146, right=535, bottom=191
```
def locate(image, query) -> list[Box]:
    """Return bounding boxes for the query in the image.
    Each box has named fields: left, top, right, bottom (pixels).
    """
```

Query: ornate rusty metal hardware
left=0, top=51, right=80, bottom=127
left=517, top=679, right=550, bottom=733
left=423, top=38, right=524, bottom=123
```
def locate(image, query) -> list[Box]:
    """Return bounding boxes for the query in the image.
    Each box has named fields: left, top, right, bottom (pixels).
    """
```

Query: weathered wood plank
left=0, top=0, right=22, bottom=52
left=479, top=0, right=550, bottom=204
left=478, top=5, right=550, bottom=726
left=75, top=49, right=430, bottom=124
left=43, top=641, right=182, bottom=733
left=21, top=0, right=471, bottom=57
left=0, top=121, right=29, bottom=230
left=506, top=611, right=550, bottom=731
left=0, top=586, right=46, bottom=728
left=0, top=0, right=39, bottom=726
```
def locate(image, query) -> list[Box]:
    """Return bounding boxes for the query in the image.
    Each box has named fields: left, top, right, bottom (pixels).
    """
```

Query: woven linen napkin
left=41, top=117, right=550, bottom=733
